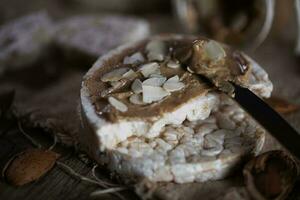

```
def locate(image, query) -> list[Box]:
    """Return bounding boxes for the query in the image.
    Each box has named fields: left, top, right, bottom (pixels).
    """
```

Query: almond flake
left=167, top=75, right=180, bottom=82
left=139, top=62, right=161, bottom=78
left=123, top=52, right=145, bottom=64
left=114, top=91, right=133, bottom=99
left=129, top=94, right=145, bottom=105
left=109, top=81, right=121, bottom=88
left=163, top=76, right=185, bottom=92
left=167, top=60, right=180, bottom=69
left=187, top=66, right=195, bottom=73
left=150, top=74, right=164, bottom=78
left=108, top=97, right=128, bottom=112
left=204, top=40, right=226, bottom=61
left=146, top=40, right=166, bottom=61
left=163, top=82, right=185, bottom=92
left=142, top=85, right=170, bottom=103
left=131, top=79, right=143, bottom=94
left=147, top=52, right=164, bottom=62
left=122, top=69, right=137, bottom=79
left=142, top=77, right=166, bottom=87
left=101, top=68, right=129, bottom=82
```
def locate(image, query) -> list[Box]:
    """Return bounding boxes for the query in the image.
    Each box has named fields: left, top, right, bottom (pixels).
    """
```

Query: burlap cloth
left=1, top=34, right=300, bottom=199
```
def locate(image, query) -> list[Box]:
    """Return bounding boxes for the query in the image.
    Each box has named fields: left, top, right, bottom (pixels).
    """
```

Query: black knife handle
left=234, top=84, right=300, bottom=159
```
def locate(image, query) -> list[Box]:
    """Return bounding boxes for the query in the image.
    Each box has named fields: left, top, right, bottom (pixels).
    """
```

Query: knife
left=233, top=84, right=300, bottom=159
left=174, top=40, right=300, bottom=158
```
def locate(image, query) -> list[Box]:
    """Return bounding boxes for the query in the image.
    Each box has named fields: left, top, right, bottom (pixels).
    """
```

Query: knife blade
left=233, top=84, right=300, bottom=159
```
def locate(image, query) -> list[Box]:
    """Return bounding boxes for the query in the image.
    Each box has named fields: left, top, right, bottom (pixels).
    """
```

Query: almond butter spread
left=84, top=36, right=251, bottom=123
left=173, top=39, right=251, bottom=95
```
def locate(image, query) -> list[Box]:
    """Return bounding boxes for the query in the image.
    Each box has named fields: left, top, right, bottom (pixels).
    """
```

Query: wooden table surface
left=0, top=122, right=140, bottom=200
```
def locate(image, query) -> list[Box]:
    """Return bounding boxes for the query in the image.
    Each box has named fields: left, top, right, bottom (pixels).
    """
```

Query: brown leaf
left=243, top=150, right=299, bottom=200
left=266, top=96, right=300, bottom=114
left=4, top=148, right=60, bottom=186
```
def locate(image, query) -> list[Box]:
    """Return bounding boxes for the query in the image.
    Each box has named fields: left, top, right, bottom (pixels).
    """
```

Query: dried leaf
left=4, top=149, right=59, bottom=186
left=266, top=96, right=300, bottom=114
left=243, top=150, right=299, bottom=200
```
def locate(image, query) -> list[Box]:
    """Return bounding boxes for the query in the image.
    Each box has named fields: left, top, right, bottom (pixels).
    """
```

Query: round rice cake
left=80, top=35, right=272, bottom=183
left=106, top=95, right=265, bottom=183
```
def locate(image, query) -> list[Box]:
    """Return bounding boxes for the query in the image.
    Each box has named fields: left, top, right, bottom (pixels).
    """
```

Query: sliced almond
left=109, top=81, right=121, bottom=88
left=114, top=91, right=133, bottom=99
left=102, top=79, right=128, bottom=97
left=163, top=76, right=185, bottom=92
left=139, top=62, right=160, bottom=78
left=163, top=82, right=185, bottom=92
left=101, top=68, right=129, bottom=82
left=147, top=52, right=164, bottom=62
left=129, top=94, right=146, bottom=105
left=167, top=60, right=180, bottom=69
left=150, top=74, right=164, bottom=78
left=146, top=40, right=166, bottom=61
left=122, top=69, right=137, bottom=79
left=131, top=79, right=143, bottom=94
left=167, top=75, right=180, bottom=82
left=142, top=77, right=167, bottom=87
left=123, top=52, right=145, bottom=64
left=142, top=85, right=170, bottom=103
left=187, top=66, right=195, bottom=73
left=203, top=40, right=226, bottom=61
left=108, top=97, right=128, bottom=112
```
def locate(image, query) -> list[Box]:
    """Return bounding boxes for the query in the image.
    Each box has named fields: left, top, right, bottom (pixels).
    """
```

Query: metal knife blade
left=233, top=84, right=300, bottom=159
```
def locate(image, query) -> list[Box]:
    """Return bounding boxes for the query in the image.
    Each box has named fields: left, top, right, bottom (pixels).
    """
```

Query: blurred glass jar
left=173, top=0, right=274, bottom=49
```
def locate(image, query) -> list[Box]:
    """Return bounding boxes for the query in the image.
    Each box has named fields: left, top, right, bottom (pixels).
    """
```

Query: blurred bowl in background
left=173, top=0, right=274, bottom=50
